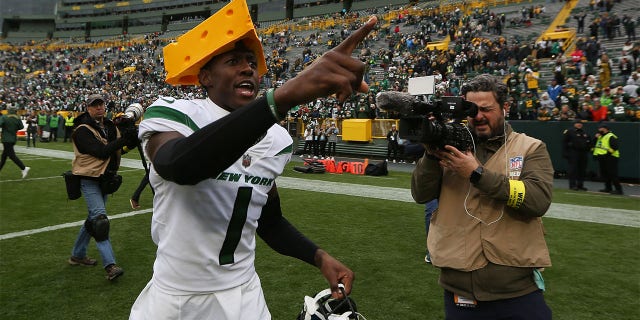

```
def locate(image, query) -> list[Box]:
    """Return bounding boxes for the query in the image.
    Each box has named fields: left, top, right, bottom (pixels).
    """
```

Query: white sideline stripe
left=1, top=147, right=636, bottom=242
left=0, top=209, right=153, bottom=241
left=0, top=169, right=141, bottom=184
left=277, top=177, right=640, bottom=228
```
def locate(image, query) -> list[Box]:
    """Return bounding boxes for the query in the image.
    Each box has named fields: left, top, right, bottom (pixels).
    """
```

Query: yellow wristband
left=507, top=180, right=526, bottom=209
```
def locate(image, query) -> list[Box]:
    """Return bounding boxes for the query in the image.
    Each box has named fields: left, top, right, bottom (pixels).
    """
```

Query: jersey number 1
left=219, top=187, right=252, bottom=265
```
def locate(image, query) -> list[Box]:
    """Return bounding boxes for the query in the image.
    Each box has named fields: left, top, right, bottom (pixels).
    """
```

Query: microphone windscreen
left=375, top=91, right=418, bottom=114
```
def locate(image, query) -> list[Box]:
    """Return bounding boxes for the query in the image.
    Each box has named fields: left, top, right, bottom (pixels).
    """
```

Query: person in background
left=0, top=104, right=30, bottom=178
left=523, top=68, right=540, bottom=98
left=624, top=96, right=639, bottom=121
left=129, top=2, right=377, bottom=318
left=68, top=93, right=137, bottom=281
left=576, top=102, right=593, bottom=122
left=326, top=122, right=339, bottom=159
left=302, top=124, right=314, bottom=158
left=48, top=110, right=62, bottom=142
left=558, top=104, right=576, bottom=121
left=546, top=79, right=562, bottom=106
left=619, top=56, right=633, bottom=84
left=600, top=87, right=614, bottom=109
left=423, top=199, right=438, bottom=264
left=386, top=123, right=400, bottom=163
left=563, top=120, right=591, bottom=191
left=607, top=96, right=627, bottom=121
left=597, top=53, right=613, bottom=89
left=622, top=78, right=639, bottom=98
left=316, top=125, right=328, bottom=159
left=130, top=170, right=151, bottom=210
left=590, top=100, right=609, bottom=122
left=592, top=124, right=623, bottom=195
left=523, top=90, right=539, bottom=119
left=538, top=92, right=556, bottom=114
left=64, top=112, right=75, bottom=143
left=621, top=15, right=636, bottom=41
left=25, top=111, right=38, bottom=148
left=312, top=124, right=322, bottom=158
left=36, top=109, right=48, bottom=138
left=412, top=74, right=553, bottom=320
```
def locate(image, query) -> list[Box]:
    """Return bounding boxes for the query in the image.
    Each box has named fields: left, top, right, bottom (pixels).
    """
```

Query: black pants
left=303, top=140, right=313, bottom=155
left=567, top=151, right=588, bottom=188
left=27, top=130, right=37, bottom=147
left=50, top=127, right=58, bottom=142
left=626, top=27, right=636, bottom=41
left=318, top=140, right=327, bottom=157
left=64, top=126, right=74, bottom=142
left=0, top=142, right=26, bottom=171
left=598, top=154, right=622, bottom=192
left=444, top=290, right=551, bottom=320
left=327, top=141, right=337, bottom=157
left=387, top=142, right=399, bottom=161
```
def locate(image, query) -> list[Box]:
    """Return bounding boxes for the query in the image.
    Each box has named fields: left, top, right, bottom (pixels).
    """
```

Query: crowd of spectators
left=1, top=2, right=638, bottom=128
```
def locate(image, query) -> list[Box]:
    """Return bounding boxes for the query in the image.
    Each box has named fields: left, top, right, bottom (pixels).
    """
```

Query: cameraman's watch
left=470, top=166, right=484, bottom=184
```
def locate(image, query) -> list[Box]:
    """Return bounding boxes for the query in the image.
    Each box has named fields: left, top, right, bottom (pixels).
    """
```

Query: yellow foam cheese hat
left=163, top=0, right=267, bottom=86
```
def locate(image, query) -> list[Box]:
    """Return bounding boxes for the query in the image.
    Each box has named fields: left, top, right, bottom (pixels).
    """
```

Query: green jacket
left=0, top=113, right=24, bottom=143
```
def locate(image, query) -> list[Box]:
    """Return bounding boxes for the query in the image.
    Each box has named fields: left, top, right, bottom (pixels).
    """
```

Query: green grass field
left=0, top=142, right=638, bottom=320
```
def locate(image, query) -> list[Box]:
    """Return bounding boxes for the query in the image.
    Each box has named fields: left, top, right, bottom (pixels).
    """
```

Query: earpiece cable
left=460, top=120, right=506, bottom=226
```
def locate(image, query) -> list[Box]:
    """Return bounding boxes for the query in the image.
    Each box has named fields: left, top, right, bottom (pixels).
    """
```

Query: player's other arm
left=257, top=186, right=354, bottom=298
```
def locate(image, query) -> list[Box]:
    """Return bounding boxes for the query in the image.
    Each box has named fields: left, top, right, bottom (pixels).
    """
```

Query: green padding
left=510, top=121, right=639, bottom=180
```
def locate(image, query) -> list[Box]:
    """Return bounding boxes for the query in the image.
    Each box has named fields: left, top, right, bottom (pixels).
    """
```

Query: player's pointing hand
left=274, top=16, right=378, bottom=109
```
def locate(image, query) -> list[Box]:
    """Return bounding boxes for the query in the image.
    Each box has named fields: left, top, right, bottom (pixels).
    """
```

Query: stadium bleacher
left=0, top=0, right=638, bottom=168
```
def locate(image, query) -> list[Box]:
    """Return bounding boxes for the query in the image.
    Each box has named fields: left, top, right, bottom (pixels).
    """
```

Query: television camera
left=375, top=91, right=478, bottom=151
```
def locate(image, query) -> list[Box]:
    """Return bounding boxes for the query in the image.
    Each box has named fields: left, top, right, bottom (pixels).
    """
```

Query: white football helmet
left=296, top=285, right=367, bottom=320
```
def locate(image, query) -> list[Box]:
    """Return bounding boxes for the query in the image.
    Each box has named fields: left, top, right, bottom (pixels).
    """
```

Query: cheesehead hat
left=163, top=0, right=266, bottom=86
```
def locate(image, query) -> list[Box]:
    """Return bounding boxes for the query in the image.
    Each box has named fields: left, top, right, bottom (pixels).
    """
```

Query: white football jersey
left=138, top=96, right=293, bottom=294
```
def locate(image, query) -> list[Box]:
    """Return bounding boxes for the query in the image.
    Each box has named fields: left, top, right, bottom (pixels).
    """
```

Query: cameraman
left=68, top=94, right=137, bottom=281
left=411, top=74, right=554, bottom=319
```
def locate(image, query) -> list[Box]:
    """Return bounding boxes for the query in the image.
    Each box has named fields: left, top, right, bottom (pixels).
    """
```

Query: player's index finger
left=334, top=15, right=378, bottom=54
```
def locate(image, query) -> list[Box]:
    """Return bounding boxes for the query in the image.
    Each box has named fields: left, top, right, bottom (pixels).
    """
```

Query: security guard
left=563, top=120, right=592, bottom=190
left=36, top=109, right=48, bottom=137
left=592, top=124, right=623, bottom=194
left=64, top=113, right=75, bottom=142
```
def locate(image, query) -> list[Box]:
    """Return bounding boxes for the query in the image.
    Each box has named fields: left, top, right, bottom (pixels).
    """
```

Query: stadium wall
left=293, top=3, right=344, bottom=19
left=510, top=121, right=640, bottom=181
left=128, top=24, right=163, bottom=35
left=350, top=0, right=410, bottom=11
left=52, top=30, right=85, bottom=39
left=4, top=0, right=417, bottom=40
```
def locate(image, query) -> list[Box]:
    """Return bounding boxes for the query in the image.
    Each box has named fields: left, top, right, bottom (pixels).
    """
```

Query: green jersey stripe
left=144, top=106, right=201, bottom=132
left=275, top=144, right=293, bottom=156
